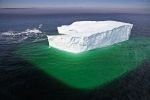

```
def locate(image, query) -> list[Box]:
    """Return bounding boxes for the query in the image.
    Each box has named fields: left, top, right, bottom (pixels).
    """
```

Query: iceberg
left=47, top=21, right=133, bottom=53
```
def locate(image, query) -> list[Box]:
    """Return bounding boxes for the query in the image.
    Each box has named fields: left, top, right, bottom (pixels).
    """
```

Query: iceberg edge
left=47, top=21, right=133, bottom=53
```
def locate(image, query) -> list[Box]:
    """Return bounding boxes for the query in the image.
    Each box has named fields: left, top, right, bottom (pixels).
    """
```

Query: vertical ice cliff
left=47, top=21, right=133, bottom=53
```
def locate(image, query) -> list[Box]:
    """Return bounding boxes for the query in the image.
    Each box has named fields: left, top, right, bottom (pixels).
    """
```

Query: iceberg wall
left=47, top=21, right=133, bottom=53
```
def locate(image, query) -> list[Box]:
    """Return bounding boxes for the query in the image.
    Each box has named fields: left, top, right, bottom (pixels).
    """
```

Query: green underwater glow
left=16, top=37, right=150, bottom=89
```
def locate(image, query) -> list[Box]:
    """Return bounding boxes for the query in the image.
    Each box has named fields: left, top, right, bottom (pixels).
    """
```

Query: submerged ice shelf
left=47, top=21, right=133, bottom=53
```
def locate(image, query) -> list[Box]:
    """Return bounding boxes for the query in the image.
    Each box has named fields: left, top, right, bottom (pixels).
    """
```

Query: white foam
left=32, top=38, right=47, bottom=43
left=0, top=25, right=45, bottom=43
left=38, top=24, right=43, bottom=29
left=21, top=28, right=42, bottom=34
left=1, top=31, right=15, bottom=36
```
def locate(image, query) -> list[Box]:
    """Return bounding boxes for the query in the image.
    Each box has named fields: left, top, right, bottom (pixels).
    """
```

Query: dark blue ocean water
left=0, top=13, right=150, bottom=43
left=0, top=13, right=150, bottom=100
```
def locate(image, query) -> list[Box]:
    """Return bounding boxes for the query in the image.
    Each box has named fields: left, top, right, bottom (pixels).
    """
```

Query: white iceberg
left=47, top=21, right=133, bottom=53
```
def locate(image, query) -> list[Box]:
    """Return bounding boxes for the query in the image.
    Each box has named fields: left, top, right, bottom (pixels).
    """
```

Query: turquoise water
left=16, top=37, right=150, bottom=90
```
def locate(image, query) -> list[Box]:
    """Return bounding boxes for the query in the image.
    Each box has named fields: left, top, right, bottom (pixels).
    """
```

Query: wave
left=0, top=24, right=46, bottom=44
left=38, top=24, right=43, bottom=29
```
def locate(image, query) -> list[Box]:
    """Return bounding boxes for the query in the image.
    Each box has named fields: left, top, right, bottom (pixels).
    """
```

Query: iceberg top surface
left=57, top=21, right=132, bottom=37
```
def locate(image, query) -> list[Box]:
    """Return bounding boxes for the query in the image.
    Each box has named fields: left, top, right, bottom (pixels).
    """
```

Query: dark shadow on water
left=0, top=56, right=84, bottom=100
left=0, top=50, right=150, bottom=100
left=85, top=60, right=150, bottom=100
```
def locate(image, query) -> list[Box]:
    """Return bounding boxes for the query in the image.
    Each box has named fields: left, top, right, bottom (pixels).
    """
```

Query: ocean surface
left=0, top=13, right=150, bottom=100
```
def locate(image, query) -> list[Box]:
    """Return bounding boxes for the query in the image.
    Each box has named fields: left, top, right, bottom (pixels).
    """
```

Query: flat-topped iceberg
left=47, top=21, right=133, bottom=53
